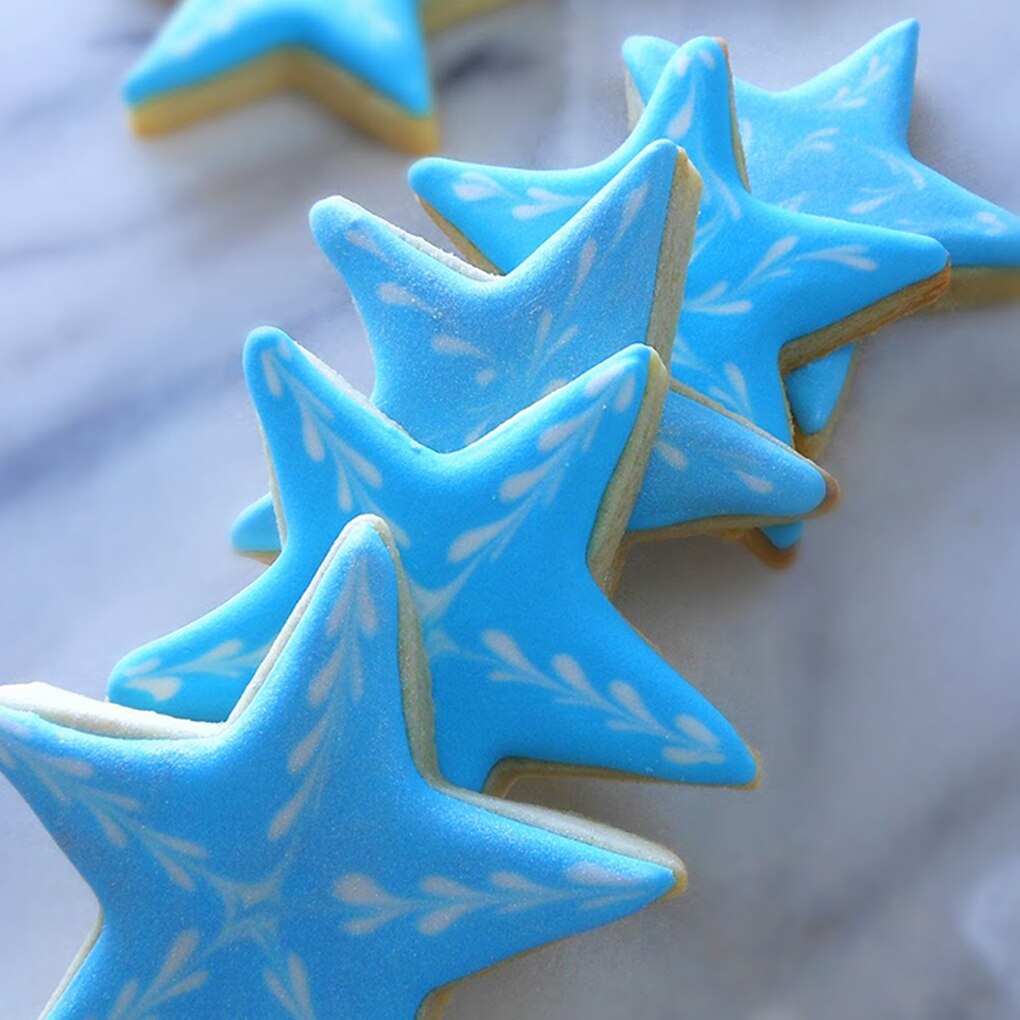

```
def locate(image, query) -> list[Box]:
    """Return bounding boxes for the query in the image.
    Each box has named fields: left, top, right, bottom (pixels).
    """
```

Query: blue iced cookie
left=0, top=516, right=684, bottom=1018
left=110, top=339, right=763, bottom=792
left=410, top=35, right=950, bottom=559
left=623, top=22, right=1020, bottom=456
left=234, top=142, right=839, bottom=565
left=125, top=0, right=519, bottom=151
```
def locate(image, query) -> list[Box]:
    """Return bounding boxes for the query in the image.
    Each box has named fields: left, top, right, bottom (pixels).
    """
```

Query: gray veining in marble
left=1, top=1, right=1019, bottom=1017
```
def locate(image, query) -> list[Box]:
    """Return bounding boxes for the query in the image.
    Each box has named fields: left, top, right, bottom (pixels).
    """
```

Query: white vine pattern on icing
left=432, top=177, right=649, bottom=445
left=451, top=170, right=587, bottom=222
left=422, top=171, right=652, bottom=446
left=816, top=53, right=890, bottom=110
left=670, top=343, right=756, bottom=422
left=0, top=734, right=211, bottom=892
left=475, top=630, right=725, bottom=767
left=975, top=210, right=1008, bottom=237
left=263, top=344, right=411, bottom=548
left=118, top=639, right=272, bottom=704
left=650, top=431, right=776, bottom=497
left=267, top=549, right=376, bottom=846
left=685, top=234, right=878, bottom=317
left=106, top=930, right=209, bottom=1020
left=773, top=126, right=840, bottom=175
left=262, top=332, right=616, bottom=641
left=0, top=549, right=656, bottom=1015
left=264, top=954, right=317, bottom=1020
left=415, top=359, right=637, bottom=641
left=748, top=125, right=930, bottom=219
left=743, top=42, right=935, bottom=221
left=335, top=862, right=650, bottom=936
left=0, top=558, right=380, bottom=1018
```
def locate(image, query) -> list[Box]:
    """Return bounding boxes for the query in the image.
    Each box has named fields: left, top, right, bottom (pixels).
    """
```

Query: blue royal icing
left=0, top=517, right=681, bottom=1018
left=233, top=491, right=282, bottom=557
left=233, top=142, right=837, bottom=561
left=409, top=36, right=950, bottom=552
left=233, top=370, right=835, bottom=555
left=125, top=0, right=431, bottom=118
left=109, top=339, right=760, bottom=792
left=784, top=344, right=857, bottom=440
left=623, top=22, right=1020, bottom=447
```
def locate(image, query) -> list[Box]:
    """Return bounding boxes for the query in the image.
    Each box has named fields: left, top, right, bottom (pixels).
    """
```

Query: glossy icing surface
left=410, top=36, right=949, bottom=551
left=785, top=344, right=857, bottom=439
left=110, top=339, right=758, bottom=792
left=125, top=0, right=431, bottom=115
left=234, top=374, right=835, bottom=554
left=0, top=518, right=679, bottom=1018
left=623, top=22, right=1020, bottom=445
left=233, top=142, right=834, bottom=560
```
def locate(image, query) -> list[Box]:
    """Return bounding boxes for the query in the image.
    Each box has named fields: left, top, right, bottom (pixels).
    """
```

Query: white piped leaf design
left=269, top=553, right=375, bottom=844
left=264, top=954, right=316, bottom=1020
left=816, top=54, right=890, bottom=110
left=419, top=371, right=635, bottom=633
left=121, top=640, right=273, bottom=705
left=107, top=930, right=209, bottom=1020
left=513, top=187, right=587, bottom=222
left=686, top=229, right=877, bottom=319
left=334, top=865, right=651, bottom=937
left=477, top=631, right=725, bottom=766
left=262, top=349, right=410, bottom=549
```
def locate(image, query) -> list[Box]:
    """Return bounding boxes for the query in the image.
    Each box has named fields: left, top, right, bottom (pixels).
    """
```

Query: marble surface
left=1, top=0, right=1019, bottom=1017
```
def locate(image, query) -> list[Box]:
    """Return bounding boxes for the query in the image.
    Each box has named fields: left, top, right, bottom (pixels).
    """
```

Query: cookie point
left=622, top=34, right=675, bottom=67
left=407, top=154, right=447, bottom=189
left=343, top=513, right=393, bottom=558
left=309, top=195, right=362, bottom=234
left=243, top=325, right=292, bottom=374
left=733, top=743, right=762, bottom=788
left=309, top=195, right=373, bottom=251
left=744, top=525, right=803, bottom=568
left=819, top=470, right=842, bottom=513
left=893, top=17, right=921, bottom=38
left=231, top=495, right=280, bottom=560
left=308, top=197, right=340, bottom=236
left=121, top=58, right=155, bottom=107
left=643, top=857, right=686, bottom=904
left=618, top=341, right=656, bottom=371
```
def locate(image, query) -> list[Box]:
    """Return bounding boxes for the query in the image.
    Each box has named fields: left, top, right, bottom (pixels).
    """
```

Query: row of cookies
left=112, top=23, right=1020, bottom=762
left=3, top=19, right=1019, bottom=1019
left=404, top=22, right=1020, bottom=558
left=121, top=7, right=1020, bottom=555
left=223, top=23, right=1020, bottom=569
left=0, top=167, right=815, bottom=1012
left=0, top=42, right=849, bottom=1020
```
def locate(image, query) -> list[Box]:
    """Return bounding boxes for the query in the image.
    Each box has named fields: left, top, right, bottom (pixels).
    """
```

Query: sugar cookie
left=0, top=516, right=683, bottom=1019
left=125, top=0, right=521, bottom=151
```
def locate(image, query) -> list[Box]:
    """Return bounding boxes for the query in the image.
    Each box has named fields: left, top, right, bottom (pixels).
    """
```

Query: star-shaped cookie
left=0, top=517, right=682, bottom=1018
left=409, top=35, right=951, bottom=558
left=109, top=337, right=761, bottom=792
left=623, top=22, right=1020, bottom=457
left=232, top=142, right=838, bottom=565
left=124, top=0, right=519, bottom=151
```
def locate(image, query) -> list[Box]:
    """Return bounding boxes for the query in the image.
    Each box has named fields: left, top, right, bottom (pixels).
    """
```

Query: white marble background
left=2, top=1, right=1019, bottom=1017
